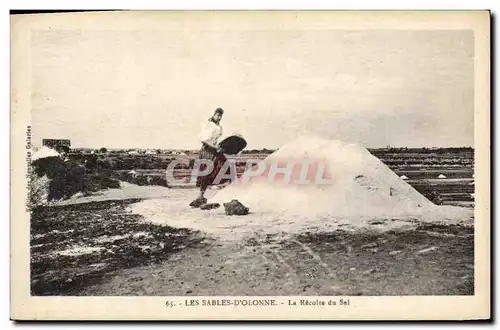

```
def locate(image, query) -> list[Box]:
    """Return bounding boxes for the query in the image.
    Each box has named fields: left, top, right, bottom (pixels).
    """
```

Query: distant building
left=42, top=139, right=71, bottom=149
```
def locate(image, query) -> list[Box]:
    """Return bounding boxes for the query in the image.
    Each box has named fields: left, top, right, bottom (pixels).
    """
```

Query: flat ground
left=31, top=186, right=474, bottom=296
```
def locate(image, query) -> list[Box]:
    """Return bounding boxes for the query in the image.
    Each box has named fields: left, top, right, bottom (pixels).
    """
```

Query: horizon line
left=33, top=145, right=475, bottom=151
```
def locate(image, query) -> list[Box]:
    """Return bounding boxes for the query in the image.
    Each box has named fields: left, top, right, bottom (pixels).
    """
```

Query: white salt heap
left=31, top=146, right=60, bottom=161
left=130, top=135, right=473, bottom=240
left=210, top=135, right=435, bottom=217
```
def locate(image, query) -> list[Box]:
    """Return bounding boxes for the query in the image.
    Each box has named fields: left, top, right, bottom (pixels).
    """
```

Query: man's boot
left=189, top=197, right=207, bottom=208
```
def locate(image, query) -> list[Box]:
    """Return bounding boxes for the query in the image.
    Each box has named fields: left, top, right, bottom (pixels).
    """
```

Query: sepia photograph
left=10, top=10, right=490, bottom=320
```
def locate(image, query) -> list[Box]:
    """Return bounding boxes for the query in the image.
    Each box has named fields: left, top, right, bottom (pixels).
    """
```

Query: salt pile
left=31, top=146, right=60, bottom=161
left=130, top=135, right=472, bottom=240
left=210, top=135, right=435, bottom=217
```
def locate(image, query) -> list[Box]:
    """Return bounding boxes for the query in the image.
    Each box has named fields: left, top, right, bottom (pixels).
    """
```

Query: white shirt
left=199, top=120, right=223, bottom=146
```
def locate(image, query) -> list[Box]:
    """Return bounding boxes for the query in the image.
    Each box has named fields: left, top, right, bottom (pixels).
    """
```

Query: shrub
left=149, top=175, right=169, bottom=187
left=30, top=158, right=120, bottom=203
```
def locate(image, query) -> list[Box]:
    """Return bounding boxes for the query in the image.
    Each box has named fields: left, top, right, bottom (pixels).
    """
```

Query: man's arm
left=199, top=122, right=223, bottom=152
left=202, top=140, right=222, bottom=153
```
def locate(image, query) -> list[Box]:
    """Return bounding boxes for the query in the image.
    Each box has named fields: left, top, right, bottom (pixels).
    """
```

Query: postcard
left=10, top=10, right=490, bottom=320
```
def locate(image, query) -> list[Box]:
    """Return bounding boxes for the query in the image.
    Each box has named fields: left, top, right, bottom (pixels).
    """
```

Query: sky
left=31, top=29, right=474, bottom=150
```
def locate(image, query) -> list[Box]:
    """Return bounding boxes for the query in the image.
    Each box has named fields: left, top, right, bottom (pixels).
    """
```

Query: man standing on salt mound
left=189, top=107, right=230, bottom=208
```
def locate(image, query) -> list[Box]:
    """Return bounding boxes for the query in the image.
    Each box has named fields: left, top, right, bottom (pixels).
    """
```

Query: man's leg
left=198, top=184, right=207, bottom=199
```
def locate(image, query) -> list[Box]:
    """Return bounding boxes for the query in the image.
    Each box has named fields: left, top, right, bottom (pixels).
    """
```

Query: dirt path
left=30, top=199, right=207, bottom=295
left=31, top=195, right=474, bottom=296
left=82, top=224, right=474, bottom=296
